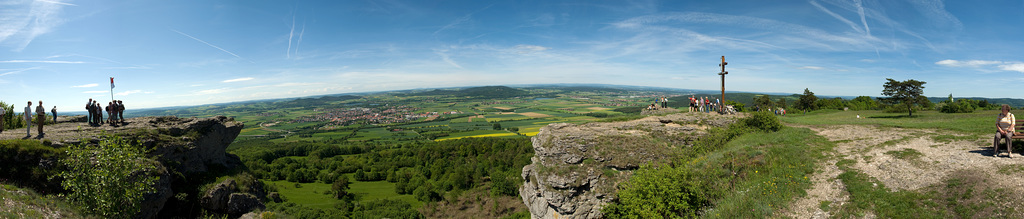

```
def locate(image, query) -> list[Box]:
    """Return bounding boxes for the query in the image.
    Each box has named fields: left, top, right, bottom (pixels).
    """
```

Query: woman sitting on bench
left=995, top=104, right=1015, bottom=157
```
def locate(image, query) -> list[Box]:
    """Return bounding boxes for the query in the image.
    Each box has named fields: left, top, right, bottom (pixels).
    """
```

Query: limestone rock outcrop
left=3, top=115, right=246, bottom=219
left=201, top=179, right=238, bottom=212
left=520, top=113, right=741, bottom=219
left=142, top=116, right=244, bottom=173
left=201, top=178, right=267, bottom=216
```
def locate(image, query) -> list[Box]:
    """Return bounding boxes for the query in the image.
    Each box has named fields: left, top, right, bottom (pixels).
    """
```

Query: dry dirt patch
left=587, top=107, right=611, bottom=111
left=785, top=125, right=1024, bottom=218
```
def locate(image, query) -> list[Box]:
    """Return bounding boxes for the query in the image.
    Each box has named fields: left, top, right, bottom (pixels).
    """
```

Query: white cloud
left=798, top=66, right=825, bottom=70
left=82, top=91, right=106, bottom=94
left=998, top=63, right=1024, bottom=73
left=72, top=83, right=98, bottom=88
left=935, top=59, right=1024, bottom=73
left=115, top=90, right=142, bottom=96
left=935, top=59, right=1002, bottom=67
left=514, top=44, right=550, bottom=54
left=0, top=0, right=70, bottom=51
left=222, top=77, right=254, bottom=83
left=0, top=60, right=85, bottom=64
left=197, top=88, right=229, bottom=95
left=0, top=67, right=40, bottom=77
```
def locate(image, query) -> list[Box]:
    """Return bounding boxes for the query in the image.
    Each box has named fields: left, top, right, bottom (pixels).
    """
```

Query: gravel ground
left=785, top=125, right=1024, bottom=218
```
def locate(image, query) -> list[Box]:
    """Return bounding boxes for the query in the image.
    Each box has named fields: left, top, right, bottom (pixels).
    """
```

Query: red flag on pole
left=110, top=77, right=115, bottom=89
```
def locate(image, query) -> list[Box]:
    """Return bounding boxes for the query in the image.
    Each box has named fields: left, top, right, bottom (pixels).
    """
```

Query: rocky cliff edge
left=0, top=115, right=251, bottom=218
left=520, top=112, right=742, bottom=219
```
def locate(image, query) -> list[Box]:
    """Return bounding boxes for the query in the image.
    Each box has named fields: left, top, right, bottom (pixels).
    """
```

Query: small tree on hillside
left=0, top=101, right=25, bottom=130
left=797, top=88, right=818, bottom=111
left=753, top=95, right=773, bottom=110
left=60, top=136, right=158, bottom=218
left=881, top=78, right=927, bottom=116
left=332, top=177, right=351, bottom=199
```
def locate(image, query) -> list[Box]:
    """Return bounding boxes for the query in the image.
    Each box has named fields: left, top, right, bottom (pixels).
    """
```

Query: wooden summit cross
left=718, top=56, right=728, bottom=113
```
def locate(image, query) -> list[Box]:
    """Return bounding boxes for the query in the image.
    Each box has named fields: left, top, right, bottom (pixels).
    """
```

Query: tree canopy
left=796, top=88, right=817, bottom=111
left=881, top=78, right=927, bottom=116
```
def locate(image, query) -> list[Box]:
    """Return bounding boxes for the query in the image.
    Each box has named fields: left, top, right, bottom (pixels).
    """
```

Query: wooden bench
left=1013, top=119, right=1024, bottom=139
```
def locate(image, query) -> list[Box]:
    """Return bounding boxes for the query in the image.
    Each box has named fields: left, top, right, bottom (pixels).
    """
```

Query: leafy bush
left=602, top=164, right=709, bottom=218
left=725, top=100, right=745, bottom=112
left=940, top=99, right=977, bottom=113
left=59, top=136, right=159, bottom=218
left=742, top=111, right=782, bottom=132
left=0, top=139, right=63, bottom=192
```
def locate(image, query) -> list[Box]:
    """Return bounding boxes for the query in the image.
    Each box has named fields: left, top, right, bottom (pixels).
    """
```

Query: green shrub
left=602, top=164, right=709, bottom=218
left=59, top=136, right=159, bottom=218
left=940, top=100, right=976, bottom=113
left=743, top=111, right=782, bottom=132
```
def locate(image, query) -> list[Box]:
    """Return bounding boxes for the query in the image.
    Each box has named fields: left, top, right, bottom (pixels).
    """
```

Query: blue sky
left=1, top=0, right=1023, bottom=110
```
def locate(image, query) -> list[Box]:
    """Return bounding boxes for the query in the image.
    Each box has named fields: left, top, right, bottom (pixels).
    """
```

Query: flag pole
left=110, top=77, right=115, bottom=103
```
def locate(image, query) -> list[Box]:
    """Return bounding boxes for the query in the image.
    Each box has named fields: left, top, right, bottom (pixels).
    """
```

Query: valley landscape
left=3, top=0, right=1023, bottom=218
left=3, top=84, right=1024, bottom=218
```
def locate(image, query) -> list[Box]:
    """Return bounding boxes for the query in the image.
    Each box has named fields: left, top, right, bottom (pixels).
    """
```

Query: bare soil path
left=785, top=124, right=1024, bottom=218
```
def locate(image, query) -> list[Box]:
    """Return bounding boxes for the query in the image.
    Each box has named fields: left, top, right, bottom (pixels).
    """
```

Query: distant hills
left=401, top=86, right=530, bottom=99
left=115, top=84, right=1024, bottom=117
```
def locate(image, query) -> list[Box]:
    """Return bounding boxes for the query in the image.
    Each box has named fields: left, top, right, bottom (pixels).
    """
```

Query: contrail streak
left=171, top=29, right=249, bottom=61
left=287, top=16, right=295, bottom=59
left=295, top=21, right=305, bottom=57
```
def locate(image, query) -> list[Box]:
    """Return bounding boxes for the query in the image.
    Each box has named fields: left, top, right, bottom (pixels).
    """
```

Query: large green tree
left=881, top=78, right=927, bottom=116
left=796, top=88, right=818, bottom=111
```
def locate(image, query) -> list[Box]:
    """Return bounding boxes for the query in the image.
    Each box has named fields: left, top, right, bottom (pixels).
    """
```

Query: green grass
left=704, top=127, right=832, bottom=218
left=266, top=180, right=339, bottom=209
left=0, top=183, right=82, bottom=218
left=832, top=159, right=945, bottom=218
left=435, top=130, right=518, bottom=141
left=267, top=177, right=422, bottom=210
left=996, top=164, right=1024, bottom=175
left=348, top=180, right=422, bottom=209
left=483, top=113, right=529, bottom=122
left=780, top=109, right=998, bottom=135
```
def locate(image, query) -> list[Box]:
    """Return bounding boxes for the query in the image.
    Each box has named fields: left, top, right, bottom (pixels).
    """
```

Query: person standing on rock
left=995, top=104, right=1015, bottom=158
left=51, top=106, right=57, bottom=123
left=105, top=102, right=113, bottom=125
left=35, top=101, right=45, bottom=136
left=86, top=98, right=93, bottom=125
left=23, top=101, right=32, bottom=137
left=95, top=101, right=103, bottom=125
left=117, top=100, right=125, bottom=123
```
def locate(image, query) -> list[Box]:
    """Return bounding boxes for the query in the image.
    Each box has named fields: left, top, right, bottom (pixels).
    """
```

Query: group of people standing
left=86, top=98, right=126, bottom=126
left=11, top=101, right=55, bottom=137
left=689, top=96, right=719, bottom=113
left=647, top=96, right=669, bottom=110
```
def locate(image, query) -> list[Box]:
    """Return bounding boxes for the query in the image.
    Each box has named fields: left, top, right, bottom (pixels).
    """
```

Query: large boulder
left=519, top=113, right=741, bottom=219
left=200, top=179, right=237, bottom=212
left=144, top=116, right=244, bottom=173
left=227, top=193, right=265, bottom=215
